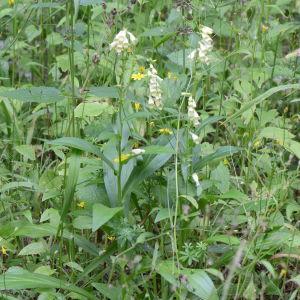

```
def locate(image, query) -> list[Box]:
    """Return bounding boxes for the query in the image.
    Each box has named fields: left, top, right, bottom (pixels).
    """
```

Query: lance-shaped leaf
left=48, top=137, right=114, bottom=170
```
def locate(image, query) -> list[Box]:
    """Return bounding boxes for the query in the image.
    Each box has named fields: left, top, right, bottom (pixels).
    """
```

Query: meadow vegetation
left=0, top=0, right=300, bottom=299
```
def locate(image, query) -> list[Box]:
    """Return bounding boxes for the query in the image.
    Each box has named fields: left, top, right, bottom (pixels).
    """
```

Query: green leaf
left=194, top=146, right=241, bottom=171
left=73, top=215, right=92, bottom=230
left=179, top=195, right=198, bottom=209
left=89, top=86, right=119, bottom=98
left=0, top=87, right=64, bottom=103
left=48, top=137, right=114, bottom=170
left=154, top=208, right=174, bottom=223
left=225, top=83, right=300, bottom=123
left=157, top=261, right=218, bottom=299
left=92, top=204, right=122, bottom=232
left=61, top=153, right=80, bottom=221
left=123, top=138, right=175, bottom=199
left=92, top=283, right=121, bottom=300
left=15, top=145, right=36, bottom=160
left=74, top=102, right=114, bottom=118
left=258, top=127, right=295, bottom=141
left=0, top=267, right=96, bottom=299
left=64, top=261, right=84, bottom=272
left=211, top=163, right=230, bottom=193
left=19, top=242, right=46, bottom=256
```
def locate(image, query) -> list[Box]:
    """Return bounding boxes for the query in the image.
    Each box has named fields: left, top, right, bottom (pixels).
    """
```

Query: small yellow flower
left=276, top=139, right=284, bottom=146
left=167, top=72, right=177, bottom=80
left=77, top=201, right=86, bottom=209
left=261, top=24, right=269, bottom=33
left=113, top=153, right=131, bottom=164
left=253, top=140, right=261, bottom=148
left=134, top=102, right=141, bottom=111
left=131, top=73, right=145, bottom=81
left=1, top=246, right=7, bottom=255
left=159, top=128, right=172, bottom=135
left=8, top=0, right=14, bottom=6
left=223, top=158, right=229, bottom=165
left=132, top=141, right=140, bottom=148
left=149, top=121, right=155, bottom=128
left=138, top=66, right=145, bottom=74
left=279, top=269, right=287, bottom=278
left=107, top=235, right=116, bottom=241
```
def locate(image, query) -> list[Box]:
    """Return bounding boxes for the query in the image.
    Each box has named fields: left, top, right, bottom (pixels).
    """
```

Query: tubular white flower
left=190, top=132, right=200, bottom=144
left=192, top=173, right=200, bottom=187
left=188, top=96, right=200, bottom=126
left=131, top=148, right=145, bottom=155
left=110, top=28, right=137, bottom=54
left=188, top=25, right=213, bottom=64
left=148, top=64, right=163, bottom=109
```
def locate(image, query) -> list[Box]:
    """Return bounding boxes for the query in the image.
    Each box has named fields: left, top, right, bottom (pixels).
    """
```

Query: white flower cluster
left=131, top=148, right=145, bottom=155
left=188, top=26, right=213, bottom=64
left=187, top=96, right=200, bottom=126
left=148, top=64, right=163, bottom=109
left=110, top=29, right=137, bottom=54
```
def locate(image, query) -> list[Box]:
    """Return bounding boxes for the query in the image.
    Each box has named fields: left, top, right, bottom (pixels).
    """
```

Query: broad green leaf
left=0, top=181, right=38, bottom=193
left=0, top=87, right=64, bottom=103
left=92, top=204, right=122, bottom=232
left=48, top=137, right=114, bottom=170
left=157, top=261, right=218, bottom=300
left=19, top=242, right=46, bottom=256
left=89, top=86, right=119, bottom=98
left=15, top=144, right=36, bottom=160
left=34, top=266, right=56, bottom=276
left=73, top=215, right=92, bottom=230
left=74, top=102, right=114, bottom=118
left=211, top=163, right=230, bottom=193
left=154, top=208, right=174, bottom=223
left=0, top=267, right=96, bottom=299
left=123, top=138, right=175, bottom=199
left=143, top=145, right=175, bottom=155
left=179, top=195, right=198, bottom=209
left=194, top=146, right=241, bottom=171
left=258, top=127, right=295, bottom=141
left=207, top=234, right=240, bottom=245
left=64, top=261, right=84, bottom=272
left=92, top=283, right=121, bottom=300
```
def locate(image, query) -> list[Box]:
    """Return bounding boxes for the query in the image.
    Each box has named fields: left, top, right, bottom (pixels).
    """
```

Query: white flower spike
left=110, top=29, right=137, bottom=54
left=187, top=96, right=200, bottom=127
left=148, top=64, right=163, bottom=109
left=188, top=25, right=213, bottom=64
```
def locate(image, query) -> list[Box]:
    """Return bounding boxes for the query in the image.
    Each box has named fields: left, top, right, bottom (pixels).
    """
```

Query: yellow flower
left=8, top=0, right=14, bottom=6
left=167, top=72, right=177, bottom=80
left=131, top=73, right=145, bottom=81
left=261, top=24, right=269, bottom=33
left=279, top=269, right=287, bottom=278
left=107, top=235, right=116, bottom=241
left=159, top=128, right=172, bottom=135
left=276, top=139, right=284, bottom=146
left=113, top=153, right=131, bottom=164
left=138, top=66, right=145, bottom=73
left=223, top=158, right=229, bottom=165
left=149, top=121, right=155, bottom=128
left=253, top=140, right=261, bottom=148
left=1, top=246, right=7, bottom=255
left=134, top=102, right=141, bottom=111
left=77, top=201, right=86, bottom=209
